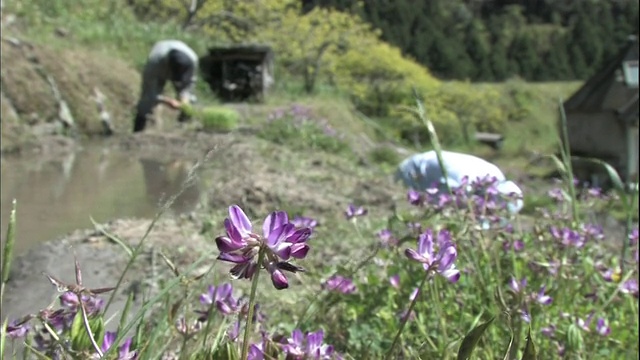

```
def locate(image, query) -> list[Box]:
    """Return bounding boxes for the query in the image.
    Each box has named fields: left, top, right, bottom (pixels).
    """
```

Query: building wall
left=629, top=125, right=639, bottom=182
left=566, top=111, right=628, bottom=168
left=601, top=79, right=639, bottom=110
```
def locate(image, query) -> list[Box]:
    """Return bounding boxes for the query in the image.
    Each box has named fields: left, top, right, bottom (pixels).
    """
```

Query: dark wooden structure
left=199, top=45, right=274, bottom=102
left=563, top=35, right=639, bottom=186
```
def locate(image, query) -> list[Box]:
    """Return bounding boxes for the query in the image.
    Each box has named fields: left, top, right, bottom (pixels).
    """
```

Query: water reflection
left=0, top=144, right=201, bottom=255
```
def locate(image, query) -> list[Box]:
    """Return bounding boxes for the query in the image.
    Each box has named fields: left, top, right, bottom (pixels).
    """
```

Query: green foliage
left=198, top=107, right=239, bottom=133
left=70, top=313, right=105, bottom=353
left=367, top=146, right=400, bottom=167
left=257, top=110, right=351, bottom=156
left=335, top=41, right=441, bottom=117
left=307, top=0, right=639, bottom=81
left=457, top=316, right=495, bottom=360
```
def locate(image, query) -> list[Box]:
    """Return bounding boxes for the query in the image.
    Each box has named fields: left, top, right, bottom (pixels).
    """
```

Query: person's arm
left=175, top=66, right=197, bottom=104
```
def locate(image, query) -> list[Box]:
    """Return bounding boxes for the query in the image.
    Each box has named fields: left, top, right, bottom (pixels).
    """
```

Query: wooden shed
left=563, top=35, right=639, bottom=186
left=199, top=44, right=274, bottom=102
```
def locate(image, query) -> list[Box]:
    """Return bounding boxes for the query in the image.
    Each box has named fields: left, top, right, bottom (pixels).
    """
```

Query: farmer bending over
left=395, top=150, right=524, bottom=214
left=134, top=40, right=199, bottom=132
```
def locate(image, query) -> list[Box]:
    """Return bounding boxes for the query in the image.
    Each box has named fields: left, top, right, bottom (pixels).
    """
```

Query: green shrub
left=258, top=113, right=351, bottom=156
left=368, top=145, right=401, bottom=167
left=198, top=107, right=239, bottom=133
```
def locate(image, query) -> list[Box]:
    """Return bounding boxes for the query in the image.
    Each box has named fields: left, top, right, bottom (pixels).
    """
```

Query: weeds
left=1, top=98, right=638, bottom=360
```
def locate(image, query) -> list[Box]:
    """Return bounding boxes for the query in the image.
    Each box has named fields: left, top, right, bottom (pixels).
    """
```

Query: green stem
left=430, top=278, right=447, bottom=345
left=386, top=271, right=431, bottom=359
left=241, top=247, right=266, bottom=360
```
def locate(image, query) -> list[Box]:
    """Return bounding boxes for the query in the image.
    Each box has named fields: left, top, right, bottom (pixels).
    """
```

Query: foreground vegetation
left=1, top=98, right=638, bottom=359
left=1, top=1, right=638, bottom=359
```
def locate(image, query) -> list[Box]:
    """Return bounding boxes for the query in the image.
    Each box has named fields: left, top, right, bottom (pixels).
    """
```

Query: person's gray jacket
left=134, top=40, right=199, bottom=132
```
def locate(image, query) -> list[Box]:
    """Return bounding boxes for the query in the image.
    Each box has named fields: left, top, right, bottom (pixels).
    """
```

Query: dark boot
left=133, top=113, right=147, bottom=132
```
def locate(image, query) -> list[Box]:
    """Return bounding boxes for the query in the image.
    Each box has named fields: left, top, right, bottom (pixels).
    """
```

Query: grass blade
left=521, top=327, right=537, bottom=360
left=90, top=216, right=133, bottom=258
left=2, top=199, right=17, bottom=284
left=457, top=316, right=495, bottom=360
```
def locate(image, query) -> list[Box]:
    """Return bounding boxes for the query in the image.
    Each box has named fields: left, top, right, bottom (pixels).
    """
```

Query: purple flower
left=577, top=312, right=595, bottom=332
left=4, top=318, right=31, bottom=339
left=595, top=318, right=611, bottom=336
left=549, top=227, right=585, bottom=248
left=196, top=283, right=240, bottom=319
left=215, top=205, right=311, bottom=290
left=407, top=189, right=423, bottom=206
left=377, top=229, right=398, bottom=247
left=534, top=285, right=553, bottom=305
left=407, top=222, right=422, bottom=234
left=620, top=278, right=639, bottom=297
left=291, top=216, right=319, bottom=230
left=60, top=291, right=105, bottom=315
left=601, top=267, right=622, bottom=283
left=548, top=188, right=566, bottom=202
left=37, top=308, right=68, bottom=333
left=541, top=324, right=556, bottom=338
left=322, top=275, right=357, bottom=294
left=344, top=204, right=367, bottom=220
left=389, top=275, right=400, bottom=289
left=580, top=224, right=604, bottom=241
left=175, top=316, right=203, bottom=336
left=405, top=229, right=460, bottom=282
left=226, top=321, right=242, bottom=342
left=281, top=329, right=339, bottom=360
left=503, top=239, right=525, bottom=252
left=508, top=277, right=527, bottom=293
left=101, top=331, right=138, bottom=360
left=248, top=341, right=265, bottom=360
left=630, top=228, right=638, bottom=246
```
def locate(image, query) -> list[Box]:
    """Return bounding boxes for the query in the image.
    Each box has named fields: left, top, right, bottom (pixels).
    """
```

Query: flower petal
left=440, top=267, right=460, bottom=282
left=263, top=211, right=289, bottom=239
left=289, top=243, right=309, bottom=259
left=271, top=269, right=289, bottom=290
left=405, top=248, right=426, bottom=263
left=437, top=245, right=457, bottom=271
left=277, top=261, right=305, bottom=273
left=215, top=235, right=245, bottom=253
left=286, top=227, right=312, bottom=244
left=218, top=252, right=248, bottom=264
left=229, top=205, right=252, bottom=236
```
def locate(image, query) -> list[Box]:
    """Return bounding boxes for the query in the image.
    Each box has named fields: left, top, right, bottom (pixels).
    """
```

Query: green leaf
left=91, top=216, right=133, bottom=258
left=502, top=318, right=515, bottom=360
left=2, top=199, right=17, bottom=283
left=457, top=316, right=495, bottom=360
left=70, top=311, right=105, bottom=352
left=521, top=327, right=537, bottom=360
left=0, top=318, right=7, bottom=360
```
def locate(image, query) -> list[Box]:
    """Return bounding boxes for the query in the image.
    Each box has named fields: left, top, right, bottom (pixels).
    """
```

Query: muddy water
left=0, top=141, right=202, bottom=256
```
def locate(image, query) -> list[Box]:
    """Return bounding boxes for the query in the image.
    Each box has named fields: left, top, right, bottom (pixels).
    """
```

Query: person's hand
left=157, top=95, right=182, bottom=109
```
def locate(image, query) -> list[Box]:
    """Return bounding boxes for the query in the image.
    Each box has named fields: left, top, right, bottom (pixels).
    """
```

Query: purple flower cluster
left=267, top=104, right=338, bottom=138
left=195, top=283, right=241, bottom=321
left=377, top=229, right=398, bottom=247
left=292, top=215, right=319, bottom=230
left=215, top=205, right=312, bottom=290
left=345, top=204, right=367, bottom=220
left=100, top=331, right=138, bottom=360
left=405, top=229, right=460, bottom=282
left=405, top=176, right=521, bottom=221
left=577, top=312, right=611, bottom=336
left=322, top=275, right=357, bottom=294
left=281, top=329, right=342, bottom=360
